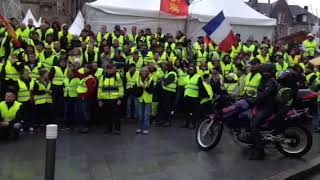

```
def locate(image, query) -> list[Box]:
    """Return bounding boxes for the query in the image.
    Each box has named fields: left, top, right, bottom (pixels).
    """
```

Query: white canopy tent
left=187, top=0, right=277, bottom=41
left=83, top=0, right=187, bottom=35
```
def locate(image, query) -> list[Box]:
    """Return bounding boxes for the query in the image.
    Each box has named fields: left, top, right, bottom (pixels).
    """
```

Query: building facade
left=247, top=0, right=319, bottom=38
left=20, top=0, right=94, bottom=24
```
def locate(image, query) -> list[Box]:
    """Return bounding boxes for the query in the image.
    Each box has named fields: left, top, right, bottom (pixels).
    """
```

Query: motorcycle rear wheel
left=276, top=125, right=312, bottom=157
left=196, top=118, right=223, bottom=151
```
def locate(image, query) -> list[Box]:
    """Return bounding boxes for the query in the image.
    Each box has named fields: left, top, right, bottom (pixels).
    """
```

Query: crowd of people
left=0, top=17, right=319, bottom=146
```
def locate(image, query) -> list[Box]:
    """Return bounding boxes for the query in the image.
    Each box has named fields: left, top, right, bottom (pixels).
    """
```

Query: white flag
left=22, top=9, right=38, bottom=27
left=68, top=11, right=85, bottom=36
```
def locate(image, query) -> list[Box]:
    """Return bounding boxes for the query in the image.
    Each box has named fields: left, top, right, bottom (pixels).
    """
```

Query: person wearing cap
left=31, top=69, right=53, bottom=129
left=0, top=91, right=23, bottom=140
left=135, top=67, right=155, bottom=135
left=256, top=44, right=270, bottom=64
left=97, top=64, right=124, bottom=135
left=182, top=65, right=205, bottom=129
left=158, top=62, right=177, bottom=127
left=241, top=58, right=261, bottom=98
left=302, top=33, right=318, bottom=57
left=125, top=63, right=139, bottom=121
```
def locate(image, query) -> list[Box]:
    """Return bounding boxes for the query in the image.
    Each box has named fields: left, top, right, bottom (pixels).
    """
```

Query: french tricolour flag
left=202, top=11, right=237, bottom=53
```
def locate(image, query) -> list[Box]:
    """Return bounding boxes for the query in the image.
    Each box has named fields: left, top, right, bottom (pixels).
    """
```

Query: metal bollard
left=45, top=124, right=58, bottom=180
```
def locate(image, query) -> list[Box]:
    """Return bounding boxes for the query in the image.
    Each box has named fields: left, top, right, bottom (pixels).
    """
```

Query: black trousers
left=21, top=101, right=34, bottom=129
left=183, top=96, right=200, bottom=126
left=101, top=99, right=121, bottom=131
left=159, top=90, right=176, bottom=124
left=35, top=103, right=53, bottom=126
left=0, top=123, right=19, bottom=140
left=51, top=85, right=64, bottom=120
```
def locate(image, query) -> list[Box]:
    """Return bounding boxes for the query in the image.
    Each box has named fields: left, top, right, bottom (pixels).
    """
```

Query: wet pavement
left=0, top=124, right=320, bottom=180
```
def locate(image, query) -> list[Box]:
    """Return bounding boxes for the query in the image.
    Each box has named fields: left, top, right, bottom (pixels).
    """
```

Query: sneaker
left=136, top=129, right=142, bottom=134
left=142, top=130, right=149, bottom=135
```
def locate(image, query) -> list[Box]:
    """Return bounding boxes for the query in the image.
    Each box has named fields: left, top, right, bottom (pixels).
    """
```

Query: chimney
left=304, top=6, right=309, bottom=11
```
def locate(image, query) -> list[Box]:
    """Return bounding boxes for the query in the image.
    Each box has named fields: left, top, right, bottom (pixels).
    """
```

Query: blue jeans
left=127, top=95, right=139, bottom=118
left=138, top=102, right=151, bottom=130
left=78, top=99, right=93, bottom=126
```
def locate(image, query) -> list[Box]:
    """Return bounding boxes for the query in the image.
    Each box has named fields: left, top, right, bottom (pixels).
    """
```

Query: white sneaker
left=142, top=130, right=149, bottom=135
left=136, top=129, right=142, bottom=134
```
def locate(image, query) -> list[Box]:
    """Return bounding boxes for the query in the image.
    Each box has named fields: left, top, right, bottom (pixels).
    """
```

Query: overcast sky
left=245, top=0, right=320, bottom=15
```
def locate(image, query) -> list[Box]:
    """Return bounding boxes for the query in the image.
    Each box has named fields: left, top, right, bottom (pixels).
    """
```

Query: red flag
left=0, top=15, right=21, bottom=47
left=160, top=0, right=188, bottom=16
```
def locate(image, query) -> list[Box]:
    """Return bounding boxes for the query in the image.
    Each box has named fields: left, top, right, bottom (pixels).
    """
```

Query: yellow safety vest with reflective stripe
left=230, top=43, right=242, bottom=59
left=64, top=77, right=80, bottom=98
left=306, top=72, right=316, bottom=84
left=137, top=76, right=154, bottom=103
left=25, top=63, right=42, bottom=80
left=112, top=34, right=124, bottom=47
left=162, top=71, right=177, bottom=92
left=94, top=68, right=104, bottom=80
left=224, top=82, right=238, bottom=97
left=0, top=35, right=7, bottom=57
left=129, top=57, right=144, bottom=71
left=303, top=40, right=318, bottom=57
left=126, top=71, right=139, bottom=89
left=36, top=28, right=53, bottom=41
left=275, top=62, right=289, bottom=77
left=41, top=54, right=56, bottom=69
left=77, top=75, right=94, bottom=94
left=17, top=79, right=33, bottom=102
left=52, top=66, right=67, bottom=85
left=196, top=50, right=207, bottom=65
left=243, top=44, right=255, bottom=53
left=96, top=32, right=110, bottom=45
left=158, top=52, right=167, bottom=63
left=0, top=101, right=22, bottom=122
left=5, top=60, right=20, bottom=81
left=185, top=74, right=201, bottom=98
left=220, top=62, right=234, bottom=77
left=200, top=81, right=213, bottom=104
left=256, top=54, right=270, bottom=64
left=58, top=31, right=73, bottom=44
left=82, top=50, right=98, bottom=64
left=197, top=68, right=210, bottom=77
left=242, top=73, right=261, bottom=97
left=98, top=75, right=124, bottom=100
left=79, top=36, right=90, bottom=43
left=299, top=63, right=306, bottom=73
left=127, top=33, right=138, bottom=44
left=33, top=81, right=52, bottom=105
left=177, top=69, right=188, bottom=87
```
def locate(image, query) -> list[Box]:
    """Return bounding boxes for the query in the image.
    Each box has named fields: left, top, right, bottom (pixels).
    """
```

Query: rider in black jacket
left=250, top=63, right=278, bottom=160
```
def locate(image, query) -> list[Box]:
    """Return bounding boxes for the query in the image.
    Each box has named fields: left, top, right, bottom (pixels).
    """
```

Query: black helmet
left=260, top=63, right=276, bottom=77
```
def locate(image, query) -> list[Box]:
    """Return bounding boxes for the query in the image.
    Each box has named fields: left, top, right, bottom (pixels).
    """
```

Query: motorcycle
left=196, top=89, right=316, bottom=157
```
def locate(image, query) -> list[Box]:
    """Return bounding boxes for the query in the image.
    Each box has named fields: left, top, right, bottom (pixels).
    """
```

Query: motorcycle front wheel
left=276, top=125, right=312, bottom=157
left=196, top=118, right=223, bottom=151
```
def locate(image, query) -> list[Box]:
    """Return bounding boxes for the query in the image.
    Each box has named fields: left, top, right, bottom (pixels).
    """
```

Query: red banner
left=160, top=0, right=188, bottom=16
